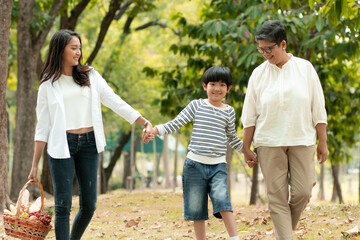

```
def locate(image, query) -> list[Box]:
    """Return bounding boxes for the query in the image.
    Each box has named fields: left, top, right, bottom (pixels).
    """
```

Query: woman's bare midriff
left=66, top=127, right=94, bottom=134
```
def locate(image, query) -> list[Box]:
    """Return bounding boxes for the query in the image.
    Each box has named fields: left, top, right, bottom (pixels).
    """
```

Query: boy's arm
left=226, top=109, right=243, bottom=153
left=156, top=100, right=198, bottom=136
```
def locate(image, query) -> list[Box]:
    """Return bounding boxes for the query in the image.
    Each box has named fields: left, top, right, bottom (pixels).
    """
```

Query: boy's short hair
left=202, top=66, right=232, bottom=88
left=255, top=20, right=287, bottom=45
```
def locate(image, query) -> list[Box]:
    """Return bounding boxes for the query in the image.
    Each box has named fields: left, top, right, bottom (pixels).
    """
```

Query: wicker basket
left=3, top=180, right=52, bottom=240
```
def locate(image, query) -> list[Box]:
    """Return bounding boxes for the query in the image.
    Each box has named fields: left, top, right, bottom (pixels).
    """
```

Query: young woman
left=28, top=29, right=152, bottom=240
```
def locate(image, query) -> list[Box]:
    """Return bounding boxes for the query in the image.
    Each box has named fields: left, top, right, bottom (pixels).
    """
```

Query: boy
left=144, top=66, right=256, bottom=240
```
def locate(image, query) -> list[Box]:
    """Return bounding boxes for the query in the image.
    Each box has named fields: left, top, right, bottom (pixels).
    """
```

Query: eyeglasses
left=256, top=43, right=278, bottom=54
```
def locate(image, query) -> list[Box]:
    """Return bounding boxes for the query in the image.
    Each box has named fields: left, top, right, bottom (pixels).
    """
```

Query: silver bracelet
left=144, top=120, right=150, bottom=127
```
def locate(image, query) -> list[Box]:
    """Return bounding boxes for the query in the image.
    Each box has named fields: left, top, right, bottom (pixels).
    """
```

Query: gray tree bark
left=163, top=135, right=171, bottom=188
left=0, top=0, right=13, bottom=212
left=122, top=134, right=141, bottom=189
left=172, top=132, right=179, bottom=191
left=100, top=131, right=131, bottom=193
left=249, top=164, right=259, bottom=205
left=318, top=163, right=325, bottom=200
left=10, top=0, right=64, bottom=200
left=331, top=163, right=343, bottom=203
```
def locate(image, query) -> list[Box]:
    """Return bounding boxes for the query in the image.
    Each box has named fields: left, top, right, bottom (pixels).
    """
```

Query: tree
left=145, top=0, right=360, bottom=203
left=10, top=0, right=65, bottom=200
left=0, top=0, right=13, bottom=212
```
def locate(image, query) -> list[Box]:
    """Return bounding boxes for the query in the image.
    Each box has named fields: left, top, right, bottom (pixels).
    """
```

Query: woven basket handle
left=15, top=180, right=45, bottom=217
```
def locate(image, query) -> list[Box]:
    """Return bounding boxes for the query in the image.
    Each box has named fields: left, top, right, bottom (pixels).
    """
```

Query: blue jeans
left=48, top=131, right=99, bottom=240
left=182, top=158, right=233, bottom=221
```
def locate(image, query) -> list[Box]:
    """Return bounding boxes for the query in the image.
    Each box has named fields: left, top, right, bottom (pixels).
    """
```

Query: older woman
left=241, top=20, right=328, bottom=240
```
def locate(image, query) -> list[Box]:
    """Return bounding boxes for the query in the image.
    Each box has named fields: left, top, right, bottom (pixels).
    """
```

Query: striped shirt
left=156, top=99, right=243, bottom=164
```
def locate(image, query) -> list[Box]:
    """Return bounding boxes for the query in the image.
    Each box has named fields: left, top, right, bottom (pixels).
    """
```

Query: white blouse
left=241, top=55, right=327, bottom=148
left=58, top=75, right=93, bottom=130
left=35, top=69, right=141, bottom=158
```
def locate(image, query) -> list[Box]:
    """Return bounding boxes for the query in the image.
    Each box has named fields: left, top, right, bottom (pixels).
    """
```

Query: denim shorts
left=182, top=158, right=233, bottom=221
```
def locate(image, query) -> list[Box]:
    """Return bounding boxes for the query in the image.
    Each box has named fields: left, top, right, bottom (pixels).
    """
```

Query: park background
left=0, top=0, right=359, bottom=239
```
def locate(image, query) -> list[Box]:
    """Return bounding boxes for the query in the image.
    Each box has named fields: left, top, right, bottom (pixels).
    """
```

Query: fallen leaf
left=125, top=219, right=139, bottom=228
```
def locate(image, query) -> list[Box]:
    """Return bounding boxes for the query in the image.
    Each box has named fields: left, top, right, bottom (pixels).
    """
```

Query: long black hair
left=40, top=29, right=91, bottom=86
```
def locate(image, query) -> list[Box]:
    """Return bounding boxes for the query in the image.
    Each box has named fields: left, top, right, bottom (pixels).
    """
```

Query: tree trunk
left=60, top=0, right=91, bottom=30
left=331, top=179, right=337, bottom=202
left=318, top=163, right=325, bottom=200
left=163, top=135, right=171, bottom=188
left=100, top=131, right=131, bottom=193
left=11, top=0, right=38, bottom=200
left=86, top=0, right=122, bottom=65
left=249, top=163, right=259, bottom=205
left=10, top=0, right=64, bottom=200
left=331, top=163, right=343, bottom=203
left=40, top=145, right=53, bottom=195
left=0, top=0, right=12, bottom=212
left=122, top=134, right=141, bottom=189
left=122, top=151, right=131, bottom=189
left=152, top=138, right=158, bottom=188
left=226, top=144, right=232, bottom=200
left=172, top=132, right=179, bottom=191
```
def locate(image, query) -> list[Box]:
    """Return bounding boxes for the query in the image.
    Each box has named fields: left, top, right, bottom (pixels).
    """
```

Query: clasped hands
left=142, top=125, right=157, bottom=144
left=243, top=148, right=258, bottom=168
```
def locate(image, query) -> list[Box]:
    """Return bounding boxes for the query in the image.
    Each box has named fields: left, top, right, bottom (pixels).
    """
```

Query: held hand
left=244, top=148, right=258, bottom=168
left=145, top=122, right=153, bottom=134
left=142, top=122, right=154, bottom=144
left=28, top=166, right=39, bottom=182
left=142, top=125, right=157, bottom=144
left=142, top=129, right=153, bottom=144
left=317, top=141, right=328, bottom=164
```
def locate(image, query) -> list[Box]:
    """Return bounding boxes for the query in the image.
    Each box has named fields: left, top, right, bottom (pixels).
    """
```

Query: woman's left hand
left=317, top=141, right=328, bottom=164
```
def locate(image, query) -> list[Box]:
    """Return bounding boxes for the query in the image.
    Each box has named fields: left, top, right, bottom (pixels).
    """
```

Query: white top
left=241, top=55, right=327, bottom=148
left=35, top=68, right=141, bottom=158
left=58, top=75, right=92, bottom=130
left=156, top=99, right=243, bottom=165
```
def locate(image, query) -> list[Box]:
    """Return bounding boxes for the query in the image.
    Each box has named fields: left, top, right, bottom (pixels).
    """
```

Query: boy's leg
left=208, top=163, right=237, bottom=238
left=194, top=220, right=206, bottom=240
left=220, top=211, right=237, bottom=237
left=182, top=159, right=209, bottom=221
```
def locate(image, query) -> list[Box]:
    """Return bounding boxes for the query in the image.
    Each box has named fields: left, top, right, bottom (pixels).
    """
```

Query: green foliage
left=145, top=0, right=360, bottom=164
left=11, top=0, right=56, bottom=32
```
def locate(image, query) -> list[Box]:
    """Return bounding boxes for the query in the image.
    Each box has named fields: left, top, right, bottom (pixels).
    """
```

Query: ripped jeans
left=48, top=131, right=99, bottom=240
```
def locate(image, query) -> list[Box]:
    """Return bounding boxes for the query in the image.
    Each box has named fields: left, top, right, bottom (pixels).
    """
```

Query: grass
left=1, top=189, right=360, bottom=239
